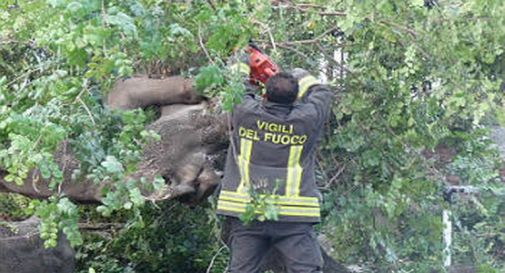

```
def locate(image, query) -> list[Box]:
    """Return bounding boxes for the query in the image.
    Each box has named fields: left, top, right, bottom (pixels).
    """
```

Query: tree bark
left=0, top=76, right=227, bottom=203
left=107, top=76, right=203, bottom=110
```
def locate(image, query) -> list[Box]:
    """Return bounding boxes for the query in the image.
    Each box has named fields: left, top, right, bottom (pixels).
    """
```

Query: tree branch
left=274, top=44, right=310, bottom=60
left=256, top=27, right=342, bottom=48
left=251, top=19, right=277, bottom=51
left=273, top=1, right=347, bottom=17
left=198, top=25, right=215, bottom=65
left=206, top=245, right=227, bottom=273
left=379, top=20, right=418, bottom=38
left=78, top=222, right=124, bottom=231
left=315, top=42, right=352, bottom=75
left=319, top=11, right=347, bottom=17
left=205, top=0, right=216, bottom=11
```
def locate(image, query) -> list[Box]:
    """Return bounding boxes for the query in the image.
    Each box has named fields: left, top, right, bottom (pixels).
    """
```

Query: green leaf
left=66, top=2, right=82, bottom=12
left=264, top=204, right=279, bottom=221
left=47, top=0, right=65, bottom=8
left=101, top=156, right=124, bottom=174
left=194, top=65, right=224, bottom=93
left=169, top=23, right=193, bottom=37
left=411, top=0, right=425, bottom=7
left=129, top=188, right=144, bottom=206
left=123, top=201, right=133, bottom=210
left=105, top=11, right=137, bottom=38
left=57, top=198, right=77, bottom=215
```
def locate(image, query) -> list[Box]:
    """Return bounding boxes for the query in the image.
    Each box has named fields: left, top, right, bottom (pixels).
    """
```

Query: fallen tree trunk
left=0, top=76, right=227, bottom=203
left=107, top=76, right=203, bottom=110
left=0, top=217, right=75, bottom=273
left=0, top=151, right=102, bottom=203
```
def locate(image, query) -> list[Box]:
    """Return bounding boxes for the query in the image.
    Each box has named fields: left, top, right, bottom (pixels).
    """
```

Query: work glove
left=290, top=68, right=320, bottom=99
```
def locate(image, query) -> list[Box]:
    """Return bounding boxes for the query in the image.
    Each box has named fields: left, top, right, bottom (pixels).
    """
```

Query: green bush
left=76, top=202, right=229, bottom=273
left=0, top=194, right=30, bottom=220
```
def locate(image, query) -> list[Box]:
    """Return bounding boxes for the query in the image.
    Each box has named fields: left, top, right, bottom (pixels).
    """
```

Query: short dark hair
left=265, top=72, right=299, bottom=104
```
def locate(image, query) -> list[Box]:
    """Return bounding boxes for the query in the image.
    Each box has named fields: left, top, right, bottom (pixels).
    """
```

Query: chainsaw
left=246, top=42, right=280, bottom=85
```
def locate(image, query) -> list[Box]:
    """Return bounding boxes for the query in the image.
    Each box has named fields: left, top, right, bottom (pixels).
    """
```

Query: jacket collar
left=261, top=99, right=293, bottom=115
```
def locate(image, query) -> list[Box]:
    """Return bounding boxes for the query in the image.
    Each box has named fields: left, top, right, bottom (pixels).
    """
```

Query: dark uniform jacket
left=217, top=73, right=334, bottom=223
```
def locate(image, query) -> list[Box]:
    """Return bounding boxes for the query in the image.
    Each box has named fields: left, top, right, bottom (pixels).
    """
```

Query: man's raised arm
left=291, top=68, right=335, bottom=122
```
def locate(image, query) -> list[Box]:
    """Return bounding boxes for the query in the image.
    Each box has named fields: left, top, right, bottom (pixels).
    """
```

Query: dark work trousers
left=225, top=217, right=323, bottom=273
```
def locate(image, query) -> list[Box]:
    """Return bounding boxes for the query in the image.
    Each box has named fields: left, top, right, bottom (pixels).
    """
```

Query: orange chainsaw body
left=247, top=45, right=280, bottom=85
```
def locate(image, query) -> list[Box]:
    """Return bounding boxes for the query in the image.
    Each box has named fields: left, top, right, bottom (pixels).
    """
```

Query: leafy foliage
left=0, top=194, right=30, bottom=220
left=1, top=0, right=505, bottom=272
left=29, top=197, right=82, bottom=247
left=239, top=182, right=281, bottom=224
left=76, top=203, right=228, bottom=273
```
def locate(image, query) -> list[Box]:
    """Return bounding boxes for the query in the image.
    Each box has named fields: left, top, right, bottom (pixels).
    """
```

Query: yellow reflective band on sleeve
left=217, top=200, right=320, bottom=218
left=219, top=190, right=319, bottom=207
left=297, top=75, right=319, bottom=99
left=236, top=138, right=253, bottom=193
left=285, top=145, right=303, bottom=196
left=229, top=62, right=251, bottom=75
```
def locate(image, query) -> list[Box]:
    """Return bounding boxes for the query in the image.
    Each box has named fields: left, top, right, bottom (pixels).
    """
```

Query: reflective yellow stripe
left=219, top=190, right=319, bottom=207
left=236, top=138, right=253, bottom=193
left=220, top=190, right=319, bottom=202
left=297, top=75, right=319, bottom=99
left=229, top=62, right=250, bottom=75
left=218, top=200, right=320, bottom=217
left=285, top=145, right=303, bottom=196
left=217, top=200, right=320, bottom=217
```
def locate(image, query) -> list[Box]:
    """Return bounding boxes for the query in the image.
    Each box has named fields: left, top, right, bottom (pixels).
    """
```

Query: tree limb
left=379, top=20, right=418, bottom=38
left=198, top=25, right=215, bottom=65
left=273, top=1, right=347, bottom=17
left=315, top=42, right=352, bottom=75
left=77, top=222, right=124, bottom=231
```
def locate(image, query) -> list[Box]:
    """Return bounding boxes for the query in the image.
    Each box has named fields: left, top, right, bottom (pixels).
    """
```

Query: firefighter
left=216, top=53, right=335, bottom=273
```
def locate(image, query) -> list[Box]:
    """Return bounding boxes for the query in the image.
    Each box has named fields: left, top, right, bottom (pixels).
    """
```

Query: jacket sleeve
left=302, top=83, right=335, bottom=123
left=294, top=72, right=335, bottom=123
